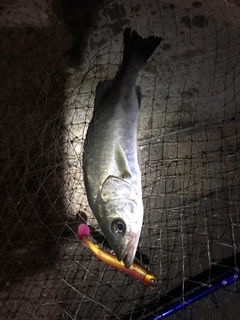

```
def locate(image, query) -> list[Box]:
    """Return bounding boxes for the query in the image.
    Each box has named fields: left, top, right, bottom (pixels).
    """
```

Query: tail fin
left=122, top=28, right=162, bottom=69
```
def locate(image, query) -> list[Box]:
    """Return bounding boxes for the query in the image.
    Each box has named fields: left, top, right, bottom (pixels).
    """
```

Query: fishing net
left=1, top=0, right=240, bottom=319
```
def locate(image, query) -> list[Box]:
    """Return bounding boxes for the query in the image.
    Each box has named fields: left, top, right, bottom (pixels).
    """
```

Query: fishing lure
left=78, top=224, right=157, bottom=286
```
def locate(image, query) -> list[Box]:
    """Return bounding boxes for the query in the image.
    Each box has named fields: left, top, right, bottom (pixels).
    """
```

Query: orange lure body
left=78, top=224, right=157, bottom=286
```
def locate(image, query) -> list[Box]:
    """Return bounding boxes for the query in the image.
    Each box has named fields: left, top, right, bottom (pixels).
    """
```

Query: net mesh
left=1, top=0, right=240, bottom=319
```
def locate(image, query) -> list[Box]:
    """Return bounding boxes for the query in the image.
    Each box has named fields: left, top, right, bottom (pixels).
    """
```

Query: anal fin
left=136, top=86, right=141, bottom=108
left=95, top=80, right=114, bottom=108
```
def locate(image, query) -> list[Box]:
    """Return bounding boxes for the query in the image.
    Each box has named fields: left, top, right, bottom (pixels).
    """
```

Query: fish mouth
left=123, top=246, right=136, bottom=269
left=116, top=235, right=138, bottom=268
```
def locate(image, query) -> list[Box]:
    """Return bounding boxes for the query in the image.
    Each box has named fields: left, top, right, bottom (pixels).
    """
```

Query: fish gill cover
left=0, top=0, right=240, bottom=319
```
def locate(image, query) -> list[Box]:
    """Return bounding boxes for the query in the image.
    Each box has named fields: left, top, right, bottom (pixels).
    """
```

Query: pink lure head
left=78, top=224, right=91, bottom=239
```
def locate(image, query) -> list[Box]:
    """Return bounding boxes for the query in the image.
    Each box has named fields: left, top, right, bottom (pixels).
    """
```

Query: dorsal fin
left=94, top=80, right=114, bottom=109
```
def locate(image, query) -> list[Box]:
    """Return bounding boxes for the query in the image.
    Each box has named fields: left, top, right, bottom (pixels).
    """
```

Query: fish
left=78, top=224, right=157, bottom=286
left=83, top=27, right=161, bottom=268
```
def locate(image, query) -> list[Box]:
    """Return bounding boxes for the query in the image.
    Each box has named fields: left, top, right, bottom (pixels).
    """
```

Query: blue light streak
left=143, top=269, right=240, bottom=320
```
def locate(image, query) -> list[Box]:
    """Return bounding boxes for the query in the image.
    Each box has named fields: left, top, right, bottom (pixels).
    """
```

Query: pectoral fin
left=115, top=145, right=132, bottom=179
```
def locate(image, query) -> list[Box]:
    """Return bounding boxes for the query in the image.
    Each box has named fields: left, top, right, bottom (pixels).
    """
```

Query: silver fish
left=83, top=28, right=161, bottom=268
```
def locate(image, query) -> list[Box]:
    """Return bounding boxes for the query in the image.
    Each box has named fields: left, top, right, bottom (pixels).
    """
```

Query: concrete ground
left=0, top=0, right=240, bottom=319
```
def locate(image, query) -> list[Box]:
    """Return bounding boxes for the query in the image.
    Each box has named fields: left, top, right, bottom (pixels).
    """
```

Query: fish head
left=96, top=175, right=143, bottom=268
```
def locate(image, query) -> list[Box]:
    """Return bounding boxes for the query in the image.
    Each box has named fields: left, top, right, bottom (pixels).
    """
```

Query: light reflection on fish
left=83, top=28, right=162, bottom=268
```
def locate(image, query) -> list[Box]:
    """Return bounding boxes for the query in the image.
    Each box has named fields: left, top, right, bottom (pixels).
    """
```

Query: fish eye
left=111, top=219, right=126, bottom=234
